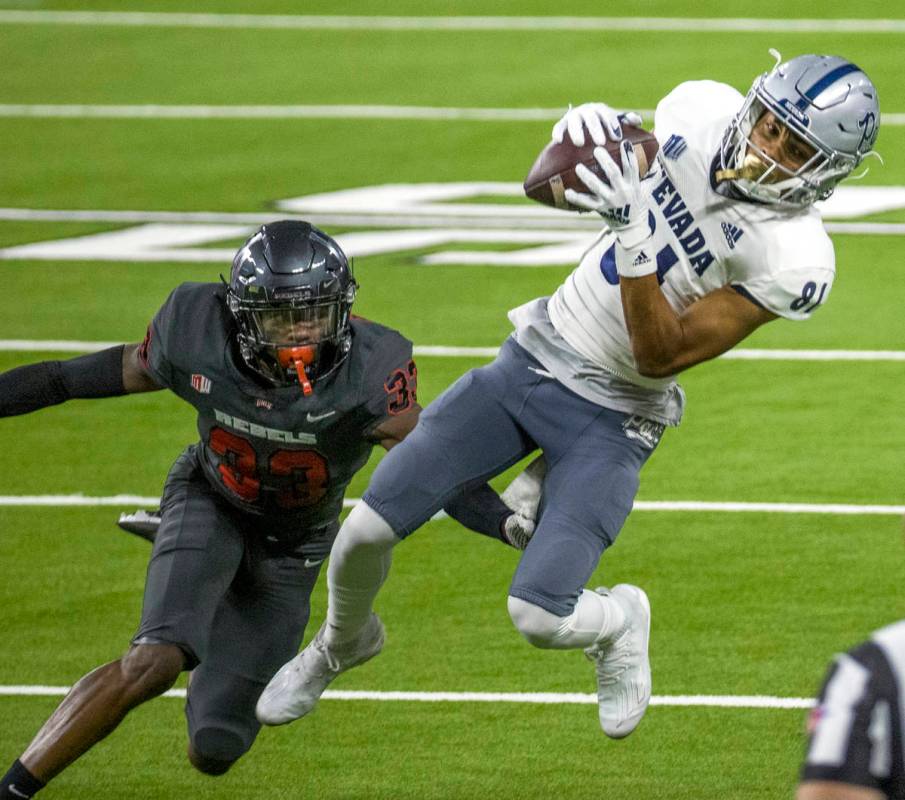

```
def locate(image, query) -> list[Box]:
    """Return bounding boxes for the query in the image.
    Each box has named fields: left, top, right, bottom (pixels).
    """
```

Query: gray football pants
left=364, top=338, right=662, bottom=616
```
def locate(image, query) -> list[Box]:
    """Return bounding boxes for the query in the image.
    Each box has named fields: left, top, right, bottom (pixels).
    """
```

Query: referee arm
left=797, top=781, right=886, bottom=800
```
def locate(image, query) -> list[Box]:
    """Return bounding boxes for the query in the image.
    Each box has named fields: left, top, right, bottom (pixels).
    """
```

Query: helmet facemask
left=228, top=284, right=355, bottom=394
left=224, top=221, right=358, bottom=394
left=718, top=89, right=856, bottom=207
left=716, top=52, right=878, bottom=208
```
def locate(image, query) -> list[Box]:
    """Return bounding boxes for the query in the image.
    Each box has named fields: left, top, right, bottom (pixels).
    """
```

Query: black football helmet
left=225, top=221, right=357, bottom=394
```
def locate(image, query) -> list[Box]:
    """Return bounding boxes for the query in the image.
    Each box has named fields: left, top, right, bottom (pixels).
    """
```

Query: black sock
left=0, top=760, right=45, bottom=799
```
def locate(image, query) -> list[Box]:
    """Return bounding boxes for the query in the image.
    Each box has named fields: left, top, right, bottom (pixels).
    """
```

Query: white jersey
left=511, top=80, right=835, bottom=424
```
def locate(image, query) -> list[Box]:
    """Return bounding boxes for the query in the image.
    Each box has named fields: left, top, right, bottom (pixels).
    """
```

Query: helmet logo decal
left=857, top=111, right=878, bottom=151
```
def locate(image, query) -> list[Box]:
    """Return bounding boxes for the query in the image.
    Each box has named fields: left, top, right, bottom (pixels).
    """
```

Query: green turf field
left=1, top=4, right=904, bottom=799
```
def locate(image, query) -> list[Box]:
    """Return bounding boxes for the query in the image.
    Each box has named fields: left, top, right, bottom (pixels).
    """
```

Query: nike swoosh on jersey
left=306, top=410, right=337, bottom=423
left=303, top=558, right=326, bottom=568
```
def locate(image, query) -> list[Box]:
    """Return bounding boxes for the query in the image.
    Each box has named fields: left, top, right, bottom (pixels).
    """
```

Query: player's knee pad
left=341, top=501, right=399, bottom=549
left=330, top=501, right=399, bottom=571
left=507, top=596, right=564, bottom=649
left=188, top=729, right=246, bottom=775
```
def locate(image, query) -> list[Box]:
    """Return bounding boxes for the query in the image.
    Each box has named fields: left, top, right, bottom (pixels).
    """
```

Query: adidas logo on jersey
left=632, top=250, right=651, bottom=267
left=662, top=134, right=687, bottom=160
left=721, top=222, right=744, bottom=250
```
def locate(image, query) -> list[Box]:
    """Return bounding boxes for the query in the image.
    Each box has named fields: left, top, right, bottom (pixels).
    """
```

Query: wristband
left=614, top=232, right=657, bottom=279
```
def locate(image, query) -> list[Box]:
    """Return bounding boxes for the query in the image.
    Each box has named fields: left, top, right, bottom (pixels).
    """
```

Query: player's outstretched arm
left=368, top=401, right=422, bottom=452
left=0, top=342, right=162, bottom=418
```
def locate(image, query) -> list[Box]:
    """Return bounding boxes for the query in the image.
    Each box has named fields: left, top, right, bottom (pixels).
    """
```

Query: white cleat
left=584, top=584, right=651, bottom=739
left=256, top=613, right=385, bottom=726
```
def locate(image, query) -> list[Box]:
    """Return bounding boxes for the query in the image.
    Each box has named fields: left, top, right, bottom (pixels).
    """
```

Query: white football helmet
left=718, top=52, right=880, bottom=207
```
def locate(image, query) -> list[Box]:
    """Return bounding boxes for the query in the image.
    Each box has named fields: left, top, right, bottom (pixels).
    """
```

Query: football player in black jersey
left=0, top=221, right=529, bottom=799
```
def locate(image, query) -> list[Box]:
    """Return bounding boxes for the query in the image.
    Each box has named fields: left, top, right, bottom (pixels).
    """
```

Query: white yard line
left=0, top=104, right=576, bottom=122
left=0, top=208, right=902, bottom=236
left=0, top=495, right=161, bottom=507
left=0, top=11, right=903, bottom=34
left=719, top=349, right=905, bottom=362
left=1, top=495, right=902, bottom=515
left=2, top=340, right=904, bottom=362
left=633, top=501, right=905, bottom=515
left=0, top=207, right=611, bottom=232
left=0, top=104, right=903, bottom=127
left=0, top=684, right=814, bottom=709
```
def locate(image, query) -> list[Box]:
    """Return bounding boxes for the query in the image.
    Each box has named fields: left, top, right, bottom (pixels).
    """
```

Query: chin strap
left=277, top=346, right=316, bottom=395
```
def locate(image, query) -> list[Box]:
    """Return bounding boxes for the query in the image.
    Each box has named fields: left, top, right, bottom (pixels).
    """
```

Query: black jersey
left=139, top=282, right=416, bottom=532
left=801, top=620, right=905, bottom=799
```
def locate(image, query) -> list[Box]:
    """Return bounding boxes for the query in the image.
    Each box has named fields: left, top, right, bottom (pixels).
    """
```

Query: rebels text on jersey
left=547, top=80, right=836, bottom=391
left=139, top=283, right=417, bottom=529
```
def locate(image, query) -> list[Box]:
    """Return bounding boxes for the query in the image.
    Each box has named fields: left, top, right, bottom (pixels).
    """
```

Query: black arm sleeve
left=443, top=483, right=513, bottom=544
left=0, top=346, right=126, bottom=417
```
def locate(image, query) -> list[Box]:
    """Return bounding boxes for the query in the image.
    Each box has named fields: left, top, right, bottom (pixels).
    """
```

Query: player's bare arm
left=121, top=341, right=163, bottom=393
left=619, top=280, right=777, bottom=377
left=369, top=402, right=422, bottom=451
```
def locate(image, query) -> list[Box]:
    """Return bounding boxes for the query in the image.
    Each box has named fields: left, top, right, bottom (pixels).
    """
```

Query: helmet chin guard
left=225, top=221, right=357, bottom=390
left=717, top=53, right=880, bottom=208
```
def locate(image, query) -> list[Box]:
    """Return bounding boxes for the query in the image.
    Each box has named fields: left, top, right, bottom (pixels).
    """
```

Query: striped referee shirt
left=801, top=620, right=905, bottom=799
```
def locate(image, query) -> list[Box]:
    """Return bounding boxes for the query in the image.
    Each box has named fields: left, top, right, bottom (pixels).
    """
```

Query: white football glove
left=501, top=512, right=536, bottom=551
left=565, top=141, right=656, bottom=278
left=499, top=454, right=546, bottom=549
left=551, top=103, right=644, bottom=147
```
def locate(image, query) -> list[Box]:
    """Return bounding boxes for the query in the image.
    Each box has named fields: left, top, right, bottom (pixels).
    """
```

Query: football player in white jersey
left=254, top=54, right=882, bottom=739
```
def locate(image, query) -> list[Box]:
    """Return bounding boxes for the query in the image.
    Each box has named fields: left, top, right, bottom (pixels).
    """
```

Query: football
left=523, top=125, right=660, bottom=211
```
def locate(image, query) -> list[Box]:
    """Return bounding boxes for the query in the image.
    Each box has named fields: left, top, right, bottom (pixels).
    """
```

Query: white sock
left=324, top=502, right=399, bottom=649
left=508, top=589, right=626, bottom=650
